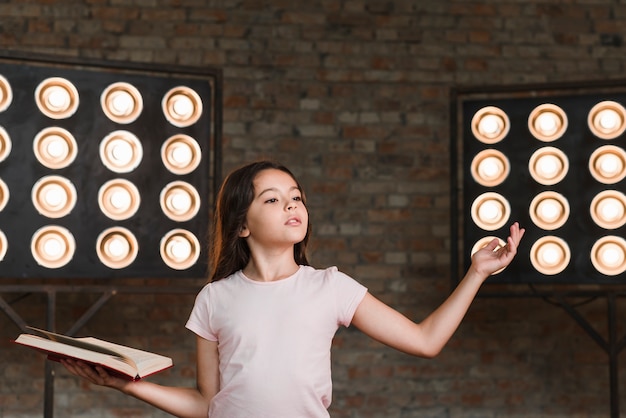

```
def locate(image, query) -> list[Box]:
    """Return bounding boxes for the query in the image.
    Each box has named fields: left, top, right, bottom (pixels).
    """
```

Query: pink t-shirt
left=185, top=265, right=368, bottom=418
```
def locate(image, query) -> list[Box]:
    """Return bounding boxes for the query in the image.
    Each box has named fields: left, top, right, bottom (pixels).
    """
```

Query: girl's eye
left=265, top=198, right=278, bottom=203
left=293, top=196, right=302, bottom=201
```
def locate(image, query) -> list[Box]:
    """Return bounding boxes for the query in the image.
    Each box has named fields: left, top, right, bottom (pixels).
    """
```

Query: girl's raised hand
left=470, top=222, right=525, bottom=278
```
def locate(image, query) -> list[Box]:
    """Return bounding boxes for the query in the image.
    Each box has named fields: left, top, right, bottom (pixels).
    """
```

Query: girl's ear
left=239, top=225, right=250, bottom=238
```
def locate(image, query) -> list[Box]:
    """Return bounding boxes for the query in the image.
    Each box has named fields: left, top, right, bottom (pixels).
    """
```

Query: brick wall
left=1, top=1, right=625, bottom=417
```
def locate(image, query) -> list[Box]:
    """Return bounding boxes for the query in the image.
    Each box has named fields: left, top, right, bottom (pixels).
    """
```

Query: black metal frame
left=451, top=81, right=626, bottom=418
left=0, top=51, right=223, bottom=418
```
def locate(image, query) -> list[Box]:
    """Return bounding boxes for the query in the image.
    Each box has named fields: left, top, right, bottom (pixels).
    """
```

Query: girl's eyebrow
left=257, top=186, right=300, bottom=197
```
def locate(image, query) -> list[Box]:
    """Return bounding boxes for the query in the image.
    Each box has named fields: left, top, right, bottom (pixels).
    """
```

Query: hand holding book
left=14, top=327, right=173, bottom=382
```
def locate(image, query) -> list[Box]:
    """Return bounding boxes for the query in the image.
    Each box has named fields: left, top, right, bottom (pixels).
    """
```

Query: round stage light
left=588, top=145, right=626, bottom=184
left=96, top=226, right=138, bottom=269
left=591, top=236, right=626, bottom=276
left=0, top=74, right=12, bottom=112
left=98, top=179, right=141, bottom=221
left=529, top=191, right=570, bottom=230
left=160, top=181, right=201, bottom=222
left=588, top=101, right=626, bottom=140
left=35, top=77, right=79, bottom=119
left=99, top=130, right=143, bottom=173
left=31, top=225, right=75, bottom=269
left=162, top=86, right=203, bottom=128
left=528, top=146, right=569, bottom=185
left=470, top=106, right=510, bottom=144
left=470, top=192, right=510, bottom=231
left=160, top=229, right=200, bottom=270
left=31, top=175, right=77, bottom=219
left=528, top=103, right=568, bottom=142
left=0, top=178, right=8, bottom=212
left=161, top=134, right=202, bottom=175
left=530, top=236, right=571, bottom=275
left=590, top=190, right=626, bottom=230
left=470, top=236, right=507, bottom=274
left=101, top=82, right=143, bottom=124
left=33, top=127, right=78, bottom=169
left=0, top=229, right=6, bottom=261
left=470, top=149, right=510, bottom=187
left=0, top=126, right=11, bottom=163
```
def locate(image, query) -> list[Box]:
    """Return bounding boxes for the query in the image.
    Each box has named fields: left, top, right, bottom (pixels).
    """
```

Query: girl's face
left=240, top=168, right=309, bottom=249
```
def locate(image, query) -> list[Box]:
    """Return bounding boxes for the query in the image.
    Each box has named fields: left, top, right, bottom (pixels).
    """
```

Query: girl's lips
left=285, top=217, right=301, bottom=225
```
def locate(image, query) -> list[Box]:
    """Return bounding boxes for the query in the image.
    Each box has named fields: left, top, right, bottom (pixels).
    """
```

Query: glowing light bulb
left=599, top=109, right=619, bottom=130
left=173, top=95, right=193, bottom=117
left=47, top=87, right=69, bottom=109
left=171, top=143, right=192, bottom=164
left=538, top=155, right=560, bottom=178
left=43, top=185, right=65, bottom=208
left=478, top=200, right=500, bottom=222
left=43, top=237, right=63, bottom=258
left=540, top=243, right=560, bottom=266
left=45, top=136, right=68, bottom=158
left=107, top=236, right=129, bottom=258
left=111, top=91, right=133, bottom=115
left=537, top=199, right=559, bottom=222
left=169, top=237, right=192, bottom=260
left=110, top=189, right=131, bottom=209
left=537, top=112, right=557, bottom=134
left=110, top=139, right=133, bottom=164
left=479, top=114, right=500, bottom=136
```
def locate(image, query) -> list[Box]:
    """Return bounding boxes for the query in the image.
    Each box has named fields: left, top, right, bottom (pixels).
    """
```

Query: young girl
left=62, top=160, right=525, bottom=418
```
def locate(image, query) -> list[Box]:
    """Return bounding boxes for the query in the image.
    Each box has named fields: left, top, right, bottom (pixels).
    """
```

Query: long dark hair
left=208, top=161, right=311, bottom=282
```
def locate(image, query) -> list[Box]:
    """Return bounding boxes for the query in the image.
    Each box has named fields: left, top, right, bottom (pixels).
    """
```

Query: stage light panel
left=96, top=226, right=138, bottom=269
left=99, top=130, right=143, bottom=174
left=161, top=134, right=202, bottom=175
left=588, top=145, right=626, bottom=184
left=0, top=126, right=10, bottom=162
left=0, top=178, right=8, bottom=212
left=160, top=228, right=200, bottom=271
left=98, top=179, right=140, bottom=221
left=31, top=175, right=77, bottom=219
left=529, top=235, right=571, bottom=276
left=0, top=229, right=6, bottom=261
left=588, top=101, right=626, bottom=140
left=35, top=77, right=79, bottom=119
left=33, top=127, right=77, bottom=169
left=31, top=225, right=75, bottom=269
left=470, top=192, right=510, bottom=231
left=0, top=75, right=12, bottom=112
left=162, top=86, right=203, bottom=128
left=529, top=191, right=569, bottom=230
left=528, top=146, right=569, bottom=185
left=590, top=236, right=626, bottom=276
left=590, top=190, right=626, bottom=229
left=528, top=103, right=568, bottom=142
left=160, top=181, right=200, bottom=222
left=0, top=54, right=219, bottom=279
left=101, top=82, right=143, bottom=124
left=470, top=149, right=510, bottom=187
left=457, top=88, right=626, bottom=285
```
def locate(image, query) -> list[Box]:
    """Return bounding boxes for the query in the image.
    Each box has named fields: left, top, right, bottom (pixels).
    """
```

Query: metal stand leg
left=555, top=293, right=623, bottom=418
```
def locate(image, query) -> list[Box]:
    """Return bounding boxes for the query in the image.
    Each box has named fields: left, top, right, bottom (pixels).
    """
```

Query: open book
left=13, top=327, right=173, bottom=381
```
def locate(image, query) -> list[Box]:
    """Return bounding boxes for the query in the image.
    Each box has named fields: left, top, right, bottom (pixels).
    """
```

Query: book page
left=15, top=334, right=138, bottom=378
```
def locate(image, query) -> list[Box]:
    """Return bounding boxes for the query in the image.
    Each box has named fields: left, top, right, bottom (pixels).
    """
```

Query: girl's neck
left=242, top=259, right=300, bottom=282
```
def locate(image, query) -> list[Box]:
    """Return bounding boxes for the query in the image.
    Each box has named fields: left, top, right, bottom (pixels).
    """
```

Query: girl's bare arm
left=61, top=335, right=219, bottom=418
left=352, top=222, right=524, bottom=358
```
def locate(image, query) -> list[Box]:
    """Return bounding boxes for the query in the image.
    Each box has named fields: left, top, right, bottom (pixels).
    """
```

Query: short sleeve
left=185, top=284, right=218, bottom=341
left=328, top=267, right=368, bottom=327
